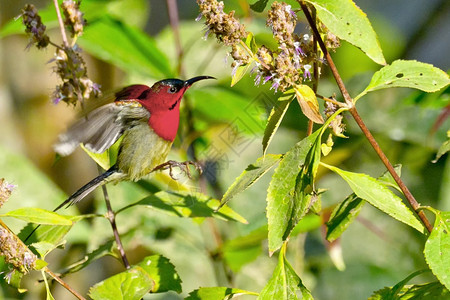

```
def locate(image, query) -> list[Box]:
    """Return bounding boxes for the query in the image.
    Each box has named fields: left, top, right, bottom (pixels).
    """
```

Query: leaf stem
left=44, top=267, right=86, bottom=300
left=299, top=1, right=433, bottom=232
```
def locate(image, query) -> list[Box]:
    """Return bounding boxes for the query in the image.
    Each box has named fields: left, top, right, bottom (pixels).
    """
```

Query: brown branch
left=52, top=0, right=69, bottom=48
left=299, top=1, right=433, bottom=232
left=45, top=267, right=86, bottom=300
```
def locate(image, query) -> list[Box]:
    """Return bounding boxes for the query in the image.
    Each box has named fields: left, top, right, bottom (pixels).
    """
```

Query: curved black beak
left=184, top=76, right=216, bottom=87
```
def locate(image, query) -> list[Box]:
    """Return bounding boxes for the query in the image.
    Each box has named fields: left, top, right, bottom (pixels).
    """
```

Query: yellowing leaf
left=294, top=84, right=324, bottom=124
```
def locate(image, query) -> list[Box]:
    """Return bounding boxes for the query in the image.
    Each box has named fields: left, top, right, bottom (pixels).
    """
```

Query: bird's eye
left=168, top=86, right=177, bottom=94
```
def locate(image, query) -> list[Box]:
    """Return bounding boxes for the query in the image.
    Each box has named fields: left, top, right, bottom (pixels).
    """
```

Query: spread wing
left=54, top=85, right=151, bottom=156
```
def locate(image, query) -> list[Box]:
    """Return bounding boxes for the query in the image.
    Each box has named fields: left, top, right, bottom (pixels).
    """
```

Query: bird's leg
left=152, top=160, right=203, bottom=180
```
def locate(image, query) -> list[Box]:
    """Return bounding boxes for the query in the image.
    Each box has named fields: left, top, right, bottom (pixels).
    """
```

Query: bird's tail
left=54, top=166, right=120, bottom=211
left=24, top=166, right=120, bottom=242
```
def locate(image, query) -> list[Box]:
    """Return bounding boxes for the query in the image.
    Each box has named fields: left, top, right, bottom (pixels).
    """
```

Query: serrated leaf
left=294, top=84, right=324, bottom=124
left=322, top=164, right=426, bottom=234
left=186, top=287, right=258, bottom=299
left=231, top=62, right=253, bottom=87
left=356, top=60, right=450, bottom=101
left=305, top=0, right=385, bottom=65
left=221, top=154, right=282, bottom=207
left=369, top=281, right=449, bottom=300
left=326, top=194, right=365, bottom=242
left=267, top=130, right=320, bottom=253
left=424, top=211, right=450, bottom=290
left=258, top=243, right=313, bottom=300
left=377, top=164, right=402, bottom=192
left=89, top=266, right=153, bottom=300
left=263, top=91, right=294, bottom=155
left=1, top=208, right=72, bottom=225
left=136, top=255, right=182, bottom=293
left=126, top=191, right=247, bottom=224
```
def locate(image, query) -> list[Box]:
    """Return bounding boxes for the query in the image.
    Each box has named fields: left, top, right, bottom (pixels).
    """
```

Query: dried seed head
left=0, top=179, right=15, bottom=209
left=197, top=0, right=247, bottom=46
left=0, top=224, right=37, bottom=274
left=61, top=0, right=86, bottom=37
left=20, top=4, right=50, bottom=49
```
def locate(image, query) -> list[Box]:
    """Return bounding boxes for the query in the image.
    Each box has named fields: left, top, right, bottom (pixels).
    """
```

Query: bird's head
left=138, top=76, right=215, bottom=114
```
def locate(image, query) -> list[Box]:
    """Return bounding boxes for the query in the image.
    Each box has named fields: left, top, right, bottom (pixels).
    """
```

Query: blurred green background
left=0, top=0, right=449, bottom=299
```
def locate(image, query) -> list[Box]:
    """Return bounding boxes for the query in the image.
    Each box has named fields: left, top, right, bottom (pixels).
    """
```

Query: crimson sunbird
left=53, top=76, right=214, bottom=211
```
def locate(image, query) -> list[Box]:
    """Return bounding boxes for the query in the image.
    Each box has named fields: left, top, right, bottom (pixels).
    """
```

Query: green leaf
left=245, top=32, right=258, bottom=53
left=433, top=131, right=450, bottom=163
left=377, top=164, right=402, bottom=192
left=136, top=255, right=182, bottom=293
left=424, top=211, right=450, bottom=290
left=81, top=136, right=122, bottom=170
left=231, top=62, right=253, bottom=87
left=356, top=60, right=450, bottom=101
left=266, top=130, right=320, bottom=253
left=258, top=243, right=313, bottom=300
left=126, top=191, right=247, bottom=223
left=79, top=16, right=172, bottom=78
left=1, top=208, right=72, bottom=225
left=61, top=240, right=117, bottom=275
left=186, top=287, right=258, bottom=299
left=322, top=163, right=426, bottom=234
left=305, top=0, right=385, bottom=65
left=326, top=194, right=365, bottom=242
left=89, top=266, right=154, bottom=300
left=369, top=281, right=449, bottom=300
left=250, top=0, right=270, bottom=12
left=263, top=91, right=294, bottom=155
left=221, top=154, right=282, bottom=207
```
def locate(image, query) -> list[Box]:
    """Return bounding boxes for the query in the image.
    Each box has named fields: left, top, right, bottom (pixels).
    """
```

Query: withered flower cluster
left=0, top=178, right=15, bottom=208
left=61, top=0, right=86, bottom=37
left=20, top=1, right=100, bottom=105
left=20, top=4, right=50, bottom=49
left=324, top=101, right=345, bottom=137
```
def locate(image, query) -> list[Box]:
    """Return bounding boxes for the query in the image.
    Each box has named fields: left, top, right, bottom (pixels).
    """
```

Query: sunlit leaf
left=294, top=84, right=324, bottom=124
left=231, top=62, right=253, bottom=87
left=424, top=210, right=450, bottom=290
left=89, top=266, right=153, bottom=300
left=369, top=281, right=449, bottom=300
left=356, top=60, right=450, bottom=101
left=258, top=243, right=313, bottom=300
left=432, top=131, right=450, bottom=163
left=221, top=154, right=282, bottom=207
left=267, top=130, right=320, bottom=253
left=326, top=194, right=365, bottom=242
left=1, top=208, right=72, bottom=226
left=186, top=287, right=258, bottom=299
left=322, top=163, right=426, bottom=234
left=125, top=191, right=247, bottom=223
left=263, top=91, right=294, bottom=155
left=136, top=255, right=182, bottom=293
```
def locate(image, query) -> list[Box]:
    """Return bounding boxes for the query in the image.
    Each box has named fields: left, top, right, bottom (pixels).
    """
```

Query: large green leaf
left=262, top=91, right=294, bottom=155
left=220, top=154, right=282, bottom=207
left=186, top=287, right=258, bottom=299
left=356, top=60, right=450, bottom=101
left=136, top=255, right=182, bottom=293
left=79, top=16, right=172, bottom=78
left=326, top=194, right=365, bottom=242
left=266, top=130, right=320, bottom=253
left=1, top=208, right=72, bottom=226
left=305, top=0, right=385, bottom=65
left=258, top=243, right=312, bottom=300
left=89, top=266, right=153, bottom=300
left=322, top=163, right=426, bottom=234
left=122, top=191, right=247, bottom=223
left=424, top=211, right=450, bottom=290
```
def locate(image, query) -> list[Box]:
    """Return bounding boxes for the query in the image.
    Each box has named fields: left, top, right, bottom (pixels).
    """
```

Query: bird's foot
left=152, top=160, right=203, bottom=180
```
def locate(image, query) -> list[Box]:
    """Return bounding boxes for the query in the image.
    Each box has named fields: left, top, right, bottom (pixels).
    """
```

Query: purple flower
left=254, top=73, right=262, bottom=86
left=270, top=78, right=281, bottom=92
left=303, top=64, right=312, bottom=80
left=294, top=42, right=306, bottom=57
left=195, top=13, right=203, bottom=22
left=285, top=5, right=297, bottom=19
left=231, top=62, right=241, bottom=76
left=263, top=74, right=273, bottom=84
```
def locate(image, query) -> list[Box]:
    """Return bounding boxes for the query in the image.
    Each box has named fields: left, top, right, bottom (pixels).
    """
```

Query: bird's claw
left=153, top=160, right=202, bottom=180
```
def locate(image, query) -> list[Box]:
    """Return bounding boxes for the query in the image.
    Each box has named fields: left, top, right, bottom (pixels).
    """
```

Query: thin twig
left=100, top=180, right=131, bottom=269
left=316, top=94, right=345, bottom=106
left=45, top=267, right=86, bottom=300
left=299, top=1, right=433, bottom=232
left=52, top=0, right=69, bottom=47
